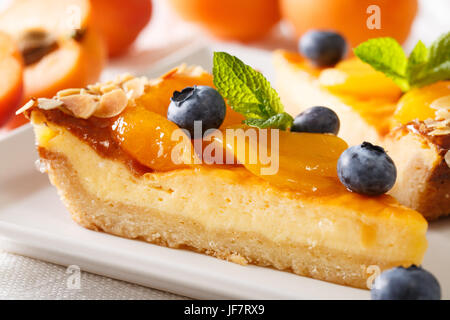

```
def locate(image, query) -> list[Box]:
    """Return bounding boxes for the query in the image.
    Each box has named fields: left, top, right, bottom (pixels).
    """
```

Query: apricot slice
left=0, top=0, right=106, bottom=129
left=111, top=104, right=195, bottom=171
left=319, top=58, right=402, bottom=99
left=393, top=81, right=450, bottom=126
left=0, top=32, right=23, bottom=127
left=90, top=0, right=152, bottom=57
left=137, top=67, right=244, bottom=127
left=214, top=126, right=348, bottom=194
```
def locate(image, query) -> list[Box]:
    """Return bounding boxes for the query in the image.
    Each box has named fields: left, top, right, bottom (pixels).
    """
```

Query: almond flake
left=60, top=94, right=99, bottom=119
left=86, top=83, right=103, bottom=95
left=114, top=73, right=134, bottom=85
left=429, top=127, right=450, bottom=136
left=435, top=108, right=450, bottom=120
left=37, top=98, right=63, bottom=110
left=122, top=77, right=146, bottom=100
left=16, top=99, right=36, bottom=115
left=94, top=89, right=128, bottom=118
left=445, top=150, right=450, bottom=168
left=57, top=88, right=82, bottom=99
left=430, top=95, right=450, bottom=110
left=100, top=83, right=118, bottom=94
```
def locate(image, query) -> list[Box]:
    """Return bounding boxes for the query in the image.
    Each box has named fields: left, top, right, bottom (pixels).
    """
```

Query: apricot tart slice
left=273, top=50, right=450, bottom=220
left=22, top=65, right=427, bottom=289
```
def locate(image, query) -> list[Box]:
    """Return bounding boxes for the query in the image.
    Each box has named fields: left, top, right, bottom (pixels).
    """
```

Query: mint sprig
left=213, top=52, right=293, bottom=130
left=354, top=32, right=450, bottom=92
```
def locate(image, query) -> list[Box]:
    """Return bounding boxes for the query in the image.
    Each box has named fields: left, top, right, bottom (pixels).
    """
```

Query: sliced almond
left=445, top=150, right=450, bottom=168
left=56, top=88, right=82, bottom=99
left=100, top=83, right=118, bottom=94
left=94, top=89, right=128, bottom=118
left=37, top=98, right=63, bottom=110
left=16, top=99, right=36, bottom=115
left=122, top=77, right=146, bottom=100
left=60, top=94, right=99, bottom=119
left=115, top=73, right=134, bottom=85
left=429, top=127, right=450, bottom=136
left=430, top=95, right=450, bottom=110
left=86, top=83, right=103, bottom=95
left=435, top=108, right=450, bottom=121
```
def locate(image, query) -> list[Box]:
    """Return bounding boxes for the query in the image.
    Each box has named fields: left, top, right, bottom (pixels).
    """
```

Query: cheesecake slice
left=274, top=50, right=450, bottom=220
left=23, top=65, right=427, bottom=289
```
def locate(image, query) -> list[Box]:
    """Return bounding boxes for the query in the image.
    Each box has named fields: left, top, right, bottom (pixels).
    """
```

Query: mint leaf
left=406, top=40, right=429, bottom=85
left=408, top=40, right=428, bottom=67
left=213, top=52, right=293, bottom=130
left=427, top=31, right=450, bottom=69
left=409, top=32, right=450, bottom=88
left=354, top=37, right=409, bottom=91
left=354, top=33, right=450, bottom=91
left=244, top=113, right=293, bottom=130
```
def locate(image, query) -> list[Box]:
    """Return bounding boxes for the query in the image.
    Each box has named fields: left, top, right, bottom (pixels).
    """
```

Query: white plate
left=0, top=46, right=449, bottom=300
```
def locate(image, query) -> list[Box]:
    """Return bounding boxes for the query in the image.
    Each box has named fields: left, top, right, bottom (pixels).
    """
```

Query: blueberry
left=371, top=265, right=441, bottom=300
left=167, top=85, right=226, bottom=138
left=337, top=142, right=396, bottom=196
left=299, top=30, right=347, bottom=67
left=291, top=106, right=340, bottom=135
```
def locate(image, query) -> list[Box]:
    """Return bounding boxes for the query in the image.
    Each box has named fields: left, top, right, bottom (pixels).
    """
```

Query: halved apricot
left=0, top=32, right=23, bottom=127
left=0, top=0, right=106, bottom=129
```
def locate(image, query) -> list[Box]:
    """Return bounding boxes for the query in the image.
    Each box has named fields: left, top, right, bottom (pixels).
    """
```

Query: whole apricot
left=90, top=0, right=152, bottom=57
left=280, top=0, right=418, bottom=47
left=167, top=0, right=281, bottom=41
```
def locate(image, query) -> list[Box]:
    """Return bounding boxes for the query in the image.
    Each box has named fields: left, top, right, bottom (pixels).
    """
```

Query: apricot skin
left=90, top=0, right=152, bottom=57
left=280, top=0, right=418, bottom=47
left=168, top=0, right=281, bottom=41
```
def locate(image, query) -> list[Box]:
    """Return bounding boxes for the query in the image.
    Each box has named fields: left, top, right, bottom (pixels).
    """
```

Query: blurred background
left=0, top=0, right=448, bottom=132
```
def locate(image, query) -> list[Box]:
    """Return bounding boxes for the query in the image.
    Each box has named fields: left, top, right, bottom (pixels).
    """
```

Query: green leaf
left=406, top=40, right=429, bottom=85
left=409, top=32, right=450, bottom=88
left=410, top=61, right=450, bottom=88
left=427, top=31, right=450, bottom=69
left=354, top=37, right=409, bottom=91
left=213, top=52, right=292, bottom=129
left=243, top=113, right=293, bottom=130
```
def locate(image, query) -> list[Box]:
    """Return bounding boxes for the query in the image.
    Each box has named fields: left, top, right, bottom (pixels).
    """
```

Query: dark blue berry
left=167, top=86, right=226, bottom=138
left=337, top=142, right=396, bottom=196
left=299, top=30, right=347, bottom=67
left=291, top=106, right=340, bottom=135
left=371, top=265, right=441, bottom=300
